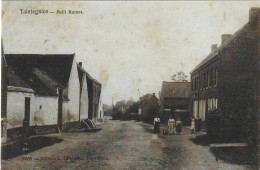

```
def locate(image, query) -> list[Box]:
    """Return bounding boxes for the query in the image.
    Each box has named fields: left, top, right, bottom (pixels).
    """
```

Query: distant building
left=159, top=81, right=191, bottom=125
left=140, top=93, right=160, bottom=124
left=190, top=8, right=260, bottom=140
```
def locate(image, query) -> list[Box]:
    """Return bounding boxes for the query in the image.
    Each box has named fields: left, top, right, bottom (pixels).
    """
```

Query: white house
left=4, top=54, right=80, bottom=142
left=77, top=62, right=89, bottom=123
left=3, top=53, right=102, bottom=143
left=4, top=66, right=63, bottom=142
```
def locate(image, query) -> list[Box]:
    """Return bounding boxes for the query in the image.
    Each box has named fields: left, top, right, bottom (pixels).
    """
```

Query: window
left=191, top=80, right=193, bottom=91
left=210, top=69, right=213, bottom=86
left=215, top=67, right=218, bottom=85
left=207, top=70, right=209, bottom=87
left=200, top=74, right=203, bottom=89
left=195, top=78, right=197, bottom=91
left=204, top=72, right=206, bottom=88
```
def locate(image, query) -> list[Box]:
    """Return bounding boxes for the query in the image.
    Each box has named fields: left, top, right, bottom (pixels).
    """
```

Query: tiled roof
left=191, top=23, right=251, bottom=74
left=7, top=67, right=58, bottom=96
left=5, top=54, right=75, bottom=86
left=77, top=63, right=101, bottom=89
left=160, top=81, right=191, bottom=99
left=5, top=54, right=74, bottom=97
left=140, top=93, right=159, bottom=108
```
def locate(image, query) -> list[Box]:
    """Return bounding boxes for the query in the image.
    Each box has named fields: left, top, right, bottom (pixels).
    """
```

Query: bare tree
left=171, top=71, right=188, bottom=82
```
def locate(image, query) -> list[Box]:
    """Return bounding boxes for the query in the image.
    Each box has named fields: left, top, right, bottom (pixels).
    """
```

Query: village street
left=1, top=117, right=256, bottom=170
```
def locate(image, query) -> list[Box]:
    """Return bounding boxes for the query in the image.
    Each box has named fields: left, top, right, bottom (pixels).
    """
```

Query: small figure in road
left=190, top=117, right=195, bottom=134
left=176, top=119, right=182, bottom=135
left=168, top=116, right=176, bottom=135
left=154, top=116, right=160, bottom=134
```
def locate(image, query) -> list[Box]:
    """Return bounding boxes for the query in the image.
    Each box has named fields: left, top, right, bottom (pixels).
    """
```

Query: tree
left=171, top=71, right=188, bottom=82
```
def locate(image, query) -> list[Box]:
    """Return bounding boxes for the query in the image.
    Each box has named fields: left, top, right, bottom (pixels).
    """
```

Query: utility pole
left=112, top=97, right=114, bottom=115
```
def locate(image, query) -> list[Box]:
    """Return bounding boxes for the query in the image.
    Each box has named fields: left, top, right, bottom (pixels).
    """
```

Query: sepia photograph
left=1, top=1, right=260, bottom=169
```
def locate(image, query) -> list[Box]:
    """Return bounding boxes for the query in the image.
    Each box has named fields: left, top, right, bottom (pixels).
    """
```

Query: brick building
left=159, top=81, right=191, bottom=125
left=190, top=8, right=260, bottom=141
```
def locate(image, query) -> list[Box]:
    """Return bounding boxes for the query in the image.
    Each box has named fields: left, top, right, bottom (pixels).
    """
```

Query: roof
left=77, top=63, right=101, bottom=87
left=6, top=67, right=31, bottom=89
left=7, top=86, right=34, bottom=93
left=6, top=67, right=60, bottom=96
left=5, top=54, right=75, bottom=86
left=140, top=93, right=159, bottom=108
left=92, top=78, right=101, bottom=86
left=191, top=17, right=259, bottom=74
left=5, top=54, right=74, bottom=96
left=77, top=63, right=86, bottom=88
left=32, top=68, right=63, bottom=96
left=160, top=81, right=191, bottom=99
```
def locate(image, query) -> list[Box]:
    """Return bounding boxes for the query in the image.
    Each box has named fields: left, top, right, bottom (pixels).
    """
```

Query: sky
left=2, top=1, right=260, bottom=105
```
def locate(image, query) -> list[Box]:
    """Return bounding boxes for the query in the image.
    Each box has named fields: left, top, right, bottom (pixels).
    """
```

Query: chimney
left=79, top=62, right=82, bottom=67
left=249, top=8, right=260, bottom=23
left=211, top=44, right=217, bottom=52
left=221, top=34, right=232, bottom=44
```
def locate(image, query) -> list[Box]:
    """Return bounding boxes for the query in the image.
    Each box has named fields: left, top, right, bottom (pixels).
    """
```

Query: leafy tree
left=171, top=71, right=188, bottom=82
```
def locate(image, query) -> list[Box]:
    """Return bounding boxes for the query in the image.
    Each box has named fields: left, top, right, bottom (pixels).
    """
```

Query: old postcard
left=1, top=1, right=260, bottom=169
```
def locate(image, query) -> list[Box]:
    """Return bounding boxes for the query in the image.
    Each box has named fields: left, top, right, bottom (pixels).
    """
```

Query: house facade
left=190, top=44, right=219, bottom=122
left=190, top=8, right=260, bottom=140
left=159, top=81, right=191, bottom=125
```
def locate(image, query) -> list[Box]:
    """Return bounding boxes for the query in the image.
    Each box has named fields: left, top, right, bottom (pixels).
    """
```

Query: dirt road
left=1, top=118, right=256, bottom=170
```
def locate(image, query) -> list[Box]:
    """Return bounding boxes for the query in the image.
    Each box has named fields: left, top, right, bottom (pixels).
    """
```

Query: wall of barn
left=32, top=96, right=58, bottom=126
left=66, top=57, right=80, bottom=125
left=98, top=91, right=104, bottom=120
left=6, top=91, right=34, bottom=129
left=6, top=91, right=60, bottom=140
left=80, top=74, right=89, bottom=121
left=62, top=101, right=68, bottom=123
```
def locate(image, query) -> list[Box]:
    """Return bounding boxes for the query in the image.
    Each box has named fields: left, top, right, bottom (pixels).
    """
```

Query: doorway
left=23, top=97, right=30, bottom=131
left=58, top=88, right=63, bottom=130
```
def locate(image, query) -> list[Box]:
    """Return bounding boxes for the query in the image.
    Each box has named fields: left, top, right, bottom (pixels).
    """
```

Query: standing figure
left=190, top=117, right=195, bottom=134
left=168, top=116, right=175, bottom=135
left=176, top=119, right=182, bottom=135
left=154, top=116, right=160, bottom=134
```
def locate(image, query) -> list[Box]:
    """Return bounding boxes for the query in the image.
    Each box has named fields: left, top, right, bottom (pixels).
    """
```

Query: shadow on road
left=1, top=136, right=63, bottom=160
left=210, top=147, right=258, bottom=166
left=190, top=134, right=211, bottom=146
left=190, top=134, right=258, bottom=166
left=63, top=128, right=102, bottom=133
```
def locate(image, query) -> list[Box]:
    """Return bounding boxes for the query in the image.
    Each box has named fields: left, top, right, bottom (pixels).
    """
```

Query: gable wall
left=80, top=73, right=89, bottom=120
left=65, top=56, right=80, bottom=123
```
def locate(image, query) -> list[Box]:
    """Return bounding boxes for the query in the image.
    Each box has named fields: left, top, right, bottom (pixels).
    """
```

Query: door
left=24, top=97, right=30, bottom=128
left=58, top=88, right=63, bottom=129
